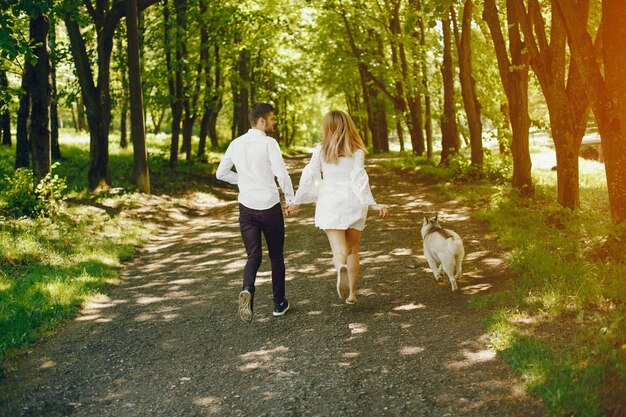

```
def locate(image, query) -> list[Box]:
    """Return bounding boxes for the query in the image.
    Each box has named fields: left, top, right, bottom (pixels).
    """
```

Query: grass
left=0, top=131, right=222, bottom=365
left=392, top=139, right=625, bottom=417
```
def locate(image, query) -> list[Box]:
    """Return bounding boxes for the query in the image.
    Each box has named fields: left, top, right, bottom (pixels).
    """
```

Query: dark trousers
left=238, top=203, right=285, bottom=304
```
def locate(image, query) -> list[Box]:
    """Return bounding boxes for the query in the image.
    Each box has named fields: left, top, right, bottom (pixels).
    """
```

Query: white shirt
left=216, top=129, right=294, bottom=210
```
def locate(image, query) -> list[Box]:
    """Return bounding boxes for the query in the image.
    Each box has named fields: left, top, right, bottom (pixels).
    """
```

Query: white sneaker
left=336, top=265, right=349, bottom=299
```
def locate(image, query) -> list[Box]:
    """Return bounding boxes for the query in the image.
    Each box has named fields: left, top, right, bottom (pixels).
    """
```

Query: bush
left=445, top=150, right=512, bottom=184
left=0, top=163, right=67, bottom=218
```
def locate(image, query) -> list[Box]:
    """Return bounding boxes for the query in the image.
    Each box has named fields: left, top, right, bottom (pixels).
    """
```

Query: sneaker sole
left=337, top=266, right=349, bottom=299
left=272, top=303, right=289, bottom=317
left=238, top=291, right=253, bottom=322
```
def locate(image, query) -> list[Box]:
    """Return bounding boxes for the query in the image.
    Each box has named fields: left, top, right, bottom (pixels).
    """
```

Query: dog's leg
left=441, top=258, right=458, bottom=291
left=424, top=247, right=442, bottom=282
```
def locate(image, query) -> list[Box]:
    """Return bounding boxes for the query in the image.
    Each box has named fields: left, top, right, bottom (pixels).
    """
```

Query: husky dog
left=421, top=215, right=465, bottom=291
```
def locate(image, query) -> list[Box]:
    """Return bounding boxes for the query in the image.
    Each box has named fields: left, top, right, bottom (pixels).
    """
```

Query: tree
left=483, top=0, right=534, bottom=195
left=15, top=63, right=31, bottom=169
left=416, top=0, right=434, bottom=158
left=127, top=0, right=150, bottom=193
left=554, top=0, right=626, bottom=224
left=49, top=12, right=62, bottom=160
left=163, top=0, right=182, bottom=166
left=440, top=10, right=460, bottom=165
left=0, top=68, right=10, bottom=146
left=451, top=0, right=483, bottom=168
left=62, top=0, right=158, bottom=190
left=29, top=12, right=52, bottom=183
left=512, top=0, right=590, bottom=209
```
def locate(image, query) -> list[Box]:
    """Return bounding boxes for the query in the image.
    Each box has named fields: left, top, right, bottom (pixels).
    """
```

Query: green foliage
left=0, top=163, right=67, bottom=218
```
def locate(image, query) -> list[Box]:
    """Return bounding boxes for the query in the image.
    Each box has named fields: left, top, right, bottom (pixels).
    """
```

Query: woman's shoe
left=336, top=265, right=349, bottom=299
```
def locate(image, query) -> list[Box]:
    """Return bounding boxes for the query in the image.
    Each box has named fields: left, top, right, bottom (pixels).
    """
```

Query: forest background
left=0, top=0, right=625, bottom=416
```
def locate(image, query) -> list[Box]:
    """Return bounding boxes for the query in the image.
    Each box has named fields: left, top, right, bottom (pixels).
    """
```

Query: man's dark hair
left=249, top=102, right=275, bottom=126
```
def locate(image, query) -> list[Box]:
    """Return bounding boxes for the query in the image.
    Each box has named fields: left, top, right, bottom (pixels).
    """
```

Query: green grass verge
left=390, top=147, right=626, bottom=417
left=0, top=131, right=221, bottom=365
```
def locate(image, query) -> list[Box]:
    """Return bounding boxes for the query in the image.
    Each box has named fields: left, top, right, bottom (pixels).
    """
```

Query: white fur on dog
left=421, top=216, right=465, bottom=291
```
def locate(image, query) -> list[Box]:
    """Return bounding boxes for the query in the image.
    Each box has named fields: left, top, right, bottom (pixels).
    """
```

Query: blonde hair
left=320, top=110, right=368, bottom=164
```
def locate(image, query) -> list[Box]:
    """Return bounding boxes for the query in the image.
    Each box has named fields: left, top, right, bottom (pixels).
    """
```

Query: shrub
left=0, top=163, right=67, bottom=218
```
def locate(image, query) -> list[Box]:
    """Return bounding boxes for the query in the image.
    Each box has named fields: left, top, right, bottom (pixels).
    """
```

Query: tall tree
left=127, top=0, right=150, bottom=193
left=554, top=0, right=626, bottom=224
left=451, top=1, right=483, bottom=168
left=29, top=12, right=52, bottom=183
left=416, top=0, right=433, bottom=159
left=164, top=0, right=183, bottom=166
left=62, top=0, right=158, bottom=190
left=15, top=62, right=32, bottom=169
left=49, top=12, right=61, bottom=160
left=339, top=7, right=390, bottom=152
left=0, top=68, right=10, bottom=146
left=440, top=11, right=460, bottom=165
left=483, top=0, right=534, bottom=195
left=232, top=45, right=250, bottom=139
left=512, top=0, right=590, bottom=209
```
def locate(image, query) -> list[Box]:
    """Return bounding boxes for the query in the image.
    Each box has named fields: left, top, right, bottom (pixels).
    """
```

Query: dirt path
left=0, top=156, right=545, bottom=417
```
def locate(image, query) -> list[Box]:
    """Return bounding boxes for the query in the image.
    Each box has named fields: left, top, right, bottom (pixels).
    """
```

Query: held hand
left=372, top=204, right=389, bottom=219
left=285, top=203, right=300, bottom=216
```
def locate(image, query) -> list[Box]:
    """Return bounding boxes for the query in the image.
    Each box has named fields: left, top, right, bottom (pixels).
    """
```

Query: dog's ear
left=434, top=214, right=439, bottom=223
left=422, top=217, right=428, bottom=226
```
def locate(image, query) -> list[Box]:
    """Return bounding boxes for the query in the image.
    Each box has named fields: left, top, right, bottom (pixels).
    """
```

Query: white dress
left=293, top=146, right=377, bottom=231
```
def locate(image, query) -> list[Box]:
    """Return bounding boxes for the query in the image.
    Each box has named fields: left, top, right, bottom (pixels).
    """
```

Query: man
left=216, top=102, right=293, bottom=322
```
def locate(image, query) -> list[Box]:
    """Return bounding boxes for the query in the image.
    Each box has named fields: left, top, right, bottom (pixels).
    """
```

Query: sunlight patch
left=390, top=247, right=413, bottom=256
left=400, top=346, right=424, bottom=355
left=393, top=303, right=426, bottom=311
left=349, top=323, right=368, bottom=334
left=135, top=296, right=164, bottom=305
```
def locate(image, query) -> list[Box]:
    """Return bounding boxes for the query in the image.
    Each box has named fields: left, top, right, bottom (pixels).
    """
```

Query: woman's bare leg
left=325, top=229, right=348, bottom=269
left=345, top=228, right=362, bottom=302
left=325, top=229, right=350, bottom=297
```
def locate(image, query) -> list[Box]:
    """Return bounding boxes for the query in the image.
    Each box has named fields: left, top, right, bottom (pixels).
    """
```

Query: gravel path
left=0, top=156, right=545, bottom=416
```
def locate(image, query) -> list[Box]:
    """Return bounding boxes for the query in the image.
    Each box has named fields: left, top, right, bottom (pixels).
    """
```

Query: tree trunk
left=64, top=0, right=158, bottom=190
left=553, top=0, right=626, bottom=224
left=127, top=0, right=150, bottom=193
left=15, top=64, right=32, bottom=168
left=49, top=13, right=61, bottom=160
left=120, top=96, right=128, bottom=148
left=370, top=93, right=389, bottom=153
left=513, top=0, right=589, bottom=208
left=0, top=68, right=10, bottom=146
left=233, top=48, right=250, bottom=138
left=77, top=95, right=88, bottom=132
left=483, top=0, right=534, bottom=194
left=64, top=17, right=112, bottom=190
left=207, top=44, right=223, bottom=149
left=118, top=29, right=129, bottom=149
left=416, top=0, right=433, bottom=159
left=554, top=125, right=581, bottom=209
left=452, top=1, right=483, bottom=167
left=164, top=0, right=181, bottom=166
left=396, top=120, right=405, bottom=152
left=29, top=14, right=52, bottom=183
left=440, top=12, right=460, bottom=165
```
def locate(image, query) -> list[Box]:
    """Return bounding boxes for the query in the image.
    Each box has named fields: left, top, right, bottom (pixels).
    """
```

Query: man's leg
left=261, top=203, right=286, bottom=304
left=239, top=204, right=263, bottom=291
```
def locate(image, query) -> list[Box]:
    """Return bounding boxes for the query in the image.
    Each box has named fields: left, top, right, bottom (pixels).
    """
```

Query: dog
left=421, top=215, right=465, bottom=291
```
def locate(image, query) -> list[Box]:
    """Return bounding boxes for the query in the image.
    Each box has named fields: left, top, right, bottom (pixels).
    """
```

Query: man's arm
left=268, top=140, right=294, bottom=203
left=216, top=147, right=238, bottom=184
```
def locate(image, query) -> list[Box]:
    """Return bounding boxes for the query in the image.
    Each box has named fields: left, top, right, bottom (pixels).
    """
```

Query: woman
left=288, top=110, right=388, bottom=304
